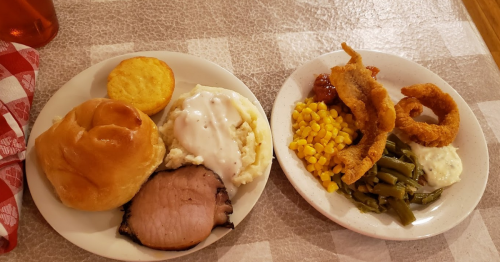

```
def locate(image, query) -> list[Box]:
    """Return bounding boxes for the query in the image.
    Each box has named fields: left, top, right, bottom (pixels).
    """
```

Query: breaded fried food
left=329, top=43, right=396, bottom=185
left=107, top=57, right=175, bottom=116
left=395, top=83, right=460, bottom=147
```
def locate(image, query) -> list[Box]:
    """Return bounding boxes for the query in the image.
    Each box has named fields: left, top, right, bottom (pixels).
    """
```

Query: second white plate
left=271, top=50, right=488, bottom=240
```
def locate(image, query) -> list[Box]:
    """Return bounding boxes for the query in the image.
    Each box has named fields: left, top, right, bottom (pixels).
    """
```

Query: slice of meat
left=119, top=165, right=234, bottom=251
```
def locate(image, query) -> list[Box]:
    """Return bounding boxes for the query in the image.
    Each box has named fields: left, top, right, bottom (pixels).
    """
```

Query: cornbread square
left=107, top=57, right=175, bottom=115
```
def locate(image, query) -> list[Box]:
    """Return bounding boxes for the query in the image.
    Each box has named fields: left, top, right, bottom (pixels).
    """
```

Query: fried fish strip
left=329, top=43, right=396, bottom=185
left=395, top=83, right=460, bottom=147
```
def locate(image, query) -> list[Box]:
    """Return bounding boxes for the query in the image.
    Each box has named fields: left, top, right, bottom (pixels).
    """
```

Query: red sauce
left=313, top=74, right=337, bottom=105
left=313, top=66, right=380, bottom=104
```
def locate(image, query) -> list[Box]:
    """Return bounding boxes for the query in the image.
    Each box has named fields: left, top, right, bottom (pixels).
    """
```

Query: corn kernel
left=304, top=145, right=316, bottom=156
left=333, top=164, right=343, bottom=174
left=318, top=102, right=328, bottom=111
left=298, top=145, right=304, bottom=152
left=318, top=156, right=327, bottom=165
left=322, top=180, right=330, bottom=188
left=306, top=164, right=315, bottom=172
left=297, top=114, right=304, bottom=123
left=292, top=123, right=299, bottom=130
left=297, top=151, right=305, bottom=158
left=302, top=126, right=311, bottom=138
left=340, top=122, right=348, bottom=128
left=324, top=131, right=333, bottom=141
left=311, top=112, right=320, bottom=121
left=314, top=162, right=323, bottom=171
left=339, top=131, right=349, bottom=139
left=298, top=120, right=307, bottom=127
left=324, top=145, right=334, bottom=154
left=308, top=103, right=318, bottom=112
left=314, top=143, right=324, bottom=153
left=320, top=172, right=331, bottom=181
left=335, top=116, right=343, bottom=124
left=313, top=136, right=322, bottom=143
left=323, top=116, right=332, bottom=124
left=303, top=113, right=311, bottom=122
left=330, top=109, right=338, bottom=118
left=306, top=135, right=314, bottom=144
left=307, top=156, right=317, bottom=164
left=334, top=136, right=344, bottom=144
left=317, top=128, right=326, bottom=139
left=344, top=136, right=353, bottom=145
left=310, top=131, right=318, bottom=137
left=318, top=109, right=328, bottom=118
left=337, top=143, right=346, bottom=150
left=297, top=139, right=307, bottom=146
left=292, top=110, right=299, bottom=120
left=302, top=107, right=312, bottom=114
left=342, top=127, right=354, bottom=135
left=326, top=181, right=339, bottom=193
left=289, top=141, right=298, bottom=150
left=296, top=103, right=305, bottom=112
left=325, top=123, right=334, bottom=131
left=311, top=123, right=320, bottom=132
left=331, top=127, right=339, bottom=138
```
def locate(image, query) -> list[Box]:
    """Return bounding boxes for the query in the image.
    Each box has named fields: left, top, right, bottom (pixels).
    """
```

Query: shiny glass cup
left=0, top=0, right=59, bottom=48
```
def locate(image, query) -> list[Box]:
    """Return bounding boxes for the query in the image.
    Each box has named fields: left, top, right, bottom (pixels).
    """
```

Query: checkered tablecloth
left=3, top=0, right=500, bottom=261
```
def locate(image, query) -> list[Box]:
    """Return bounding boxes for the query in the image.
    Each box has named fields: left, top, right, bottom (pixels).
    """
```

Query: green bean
left=376, top=172, right=397, bottom=185
left=353, top=191, right=378, bottom=209
left=385, top=140, right=398, bottom=155
left=401, top=149, right=422, bottom=181
left=380, top=168, right=422, bottom=189
left=387, top=197, right=416, bottom=226
left=363, top=174, right=379, bottom=186
left=388, top=133, right=411, bottom=151
left=410, top=188, right=443, bottom=204
left=368, top=164, right=378, bottom=176
left=340, top=179, right=352, bottom=195
left=383, top=148, right=389, bottom=155
left=377, top=156, right=415, bottom=178
left=355, top=201, right=383, bottom=214
left=378, top=195, right=387, bottom=205
left=332, top=173, right=342, bottom=187
left=372, top=183, right=406, bottom=199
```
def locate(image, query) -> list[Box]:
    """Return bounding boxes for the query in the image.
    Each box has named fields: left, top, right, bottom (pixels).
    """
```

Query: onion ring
left=395, top=83, right=460, bottom=147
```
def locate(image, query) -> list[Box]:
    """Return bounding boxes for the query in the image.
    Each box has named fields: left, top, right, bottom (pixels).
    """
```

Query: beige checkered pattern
left=3, top=0, right=500, bottom=261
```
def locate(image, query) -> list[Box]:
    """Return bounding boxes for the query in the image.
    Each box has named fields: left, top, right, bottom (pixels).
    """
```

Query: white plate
left=271, top=50, right=489, bottom=240
left=25, top=52, right=272, bottom=261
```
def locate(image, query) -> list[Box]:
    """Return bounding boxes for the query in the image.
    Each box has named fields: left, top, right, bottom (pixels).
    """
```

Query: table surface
left=3, top=0, right=500, bottom=261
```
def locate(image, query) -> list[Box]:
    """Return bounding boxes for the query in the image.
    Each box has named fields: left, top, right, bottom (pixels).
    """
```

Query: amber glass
left=0, top=0, right=59, bottom=48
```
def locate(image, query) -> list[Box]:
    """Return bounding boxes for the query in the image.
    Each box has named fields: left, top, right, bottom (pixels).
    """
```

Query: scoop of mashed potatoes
left=159, top=85, right=272, bottom=188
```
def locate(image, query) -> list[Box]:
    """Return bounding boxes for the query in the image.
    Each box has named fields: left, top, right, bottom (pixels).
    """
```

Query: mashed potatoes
left=159, top=85, right=272, bottom=196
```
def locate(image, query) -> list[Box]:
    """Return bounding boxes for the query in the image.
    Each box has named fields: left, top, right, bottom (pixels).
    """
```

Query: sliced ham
left=119, top=165, right=234, bottom=251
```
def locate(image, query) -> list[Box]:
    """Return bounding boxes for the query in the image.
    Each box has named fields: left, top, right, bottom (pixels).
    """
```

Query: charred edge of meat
left=216, top=187, right=235, bottom=229
left=119, top=201, right=143, bottom=246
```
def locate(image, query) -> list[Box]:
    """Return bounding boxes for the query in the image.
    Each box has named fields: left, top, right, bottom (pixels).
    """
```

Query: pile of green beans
left=335, top=134, right=443, bottom=226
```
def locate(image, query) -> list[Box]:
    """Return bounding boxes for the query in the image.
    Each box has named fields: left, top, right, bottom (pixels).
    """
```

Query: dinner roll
left=35, top=98, right=166, bottom=211
left=107, top=57, right=175, bottom=116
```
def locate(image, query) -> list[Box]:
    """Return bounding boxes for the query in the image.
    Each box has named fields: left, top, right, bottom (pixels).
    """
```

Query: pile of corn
left=289, top=97, right=359, bottom=193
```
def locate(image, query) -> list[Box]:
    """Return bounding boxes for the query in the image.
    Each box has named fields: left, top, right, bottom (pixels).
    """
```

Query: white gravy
left=409, top=142, right=462, bottom=187
left=174, top=90, right=242, bottom=198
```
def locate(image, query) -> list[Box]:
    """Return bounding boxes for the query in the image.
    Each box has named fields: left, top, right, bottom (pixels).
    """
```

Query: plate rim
left=26, top=50, right=273, bottom=260
left=270, top=49, right=489, bottom=241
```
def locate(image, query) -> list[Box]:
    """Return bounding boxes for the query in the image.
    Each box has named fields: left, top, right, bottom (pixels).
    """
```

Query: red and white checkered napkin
left=0, top=40, right=39, bottom=253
